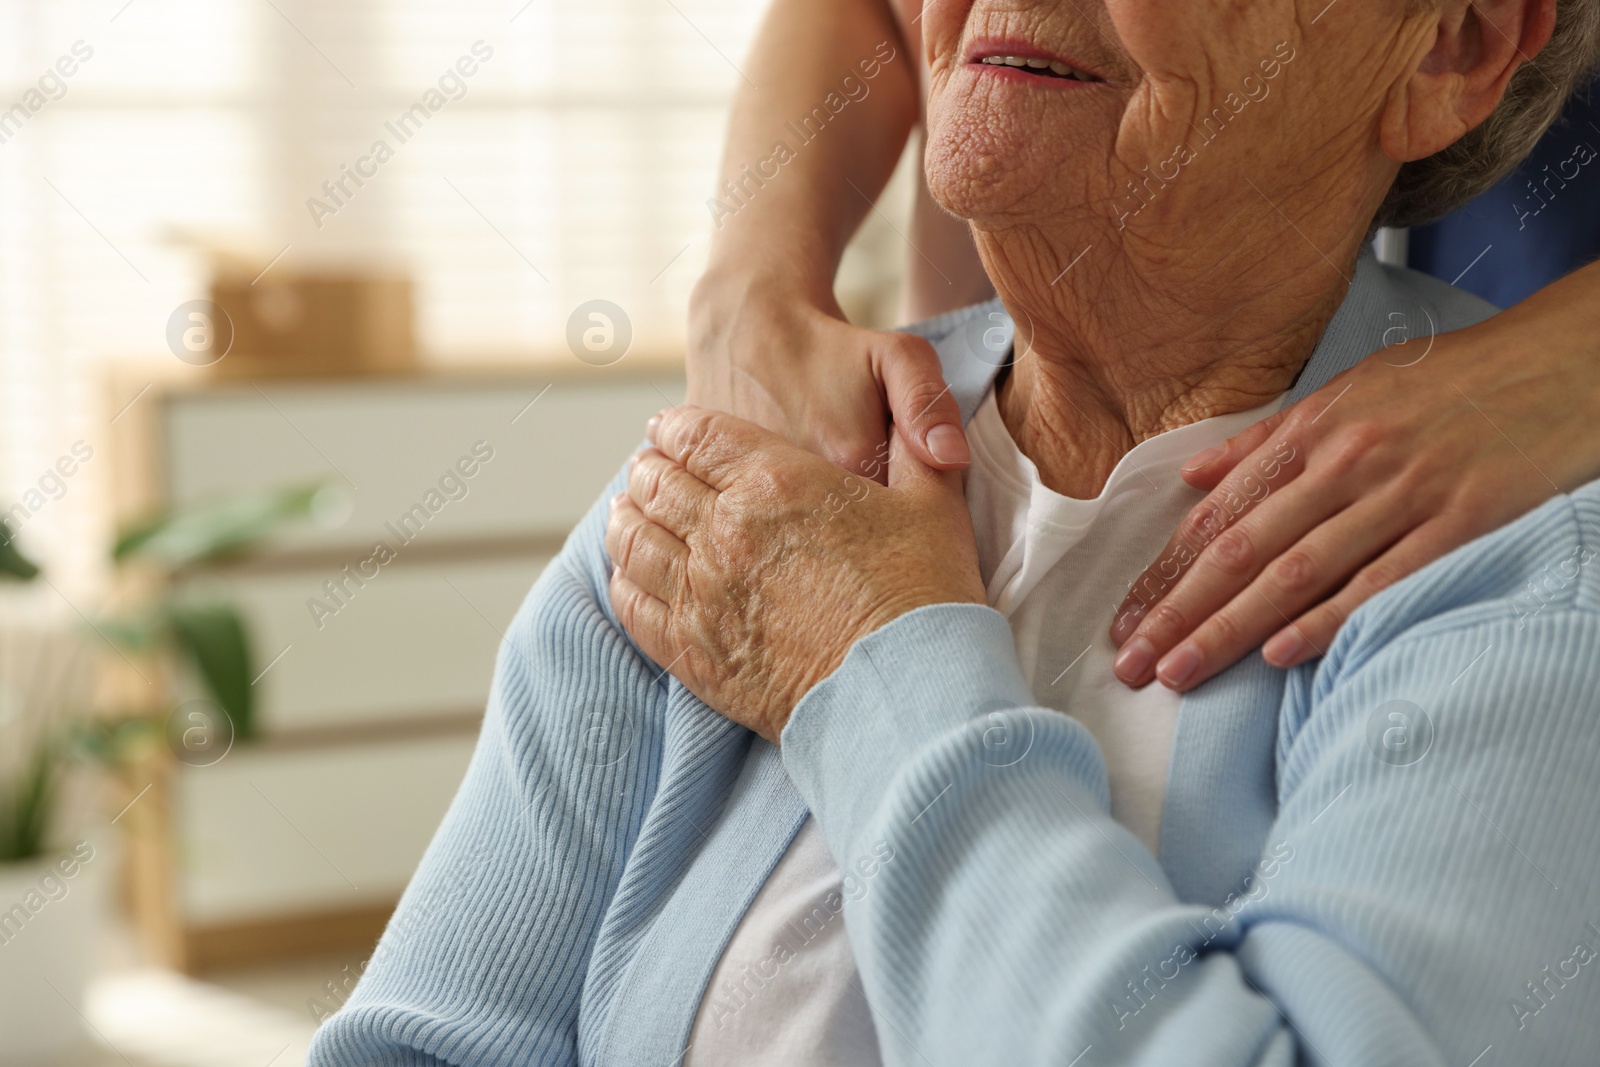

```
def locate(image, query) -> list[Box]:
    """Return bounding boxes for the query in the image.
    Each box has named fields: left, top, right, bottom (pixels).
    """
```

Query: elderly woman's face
left=922, top=0, right=1432, bottom=231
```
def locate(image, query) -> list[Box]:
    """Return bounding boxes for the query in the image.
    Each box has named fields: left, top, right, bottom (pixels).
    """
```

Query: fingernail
left=1113, top=635, right=1155, bottom=683
left=1182, top=445, right=1224, bottom=473
left=646, top=414, right=662, bottom=438
left=1263, top=629, right=1305, bottom=667
left=925, top=423, right=970, bottom=466
left=1157, top=643, right=1201, bottom=688
left=610, top=491, right=626, bottom=510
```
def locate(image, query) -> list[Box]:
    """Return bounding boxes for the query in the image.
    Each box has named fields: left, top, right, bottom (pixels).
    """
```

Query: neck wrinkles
left=982, top=215, right=1362, bottom=500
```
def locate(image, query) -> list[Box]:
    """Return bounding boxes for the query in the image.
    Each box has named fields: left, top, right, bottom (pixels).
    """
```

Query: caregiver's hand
left=687, top=270, right=971, bottom=480
left=1111, top=283, right=1600, bottom=692
left=604, top=405, right=986, bottom=744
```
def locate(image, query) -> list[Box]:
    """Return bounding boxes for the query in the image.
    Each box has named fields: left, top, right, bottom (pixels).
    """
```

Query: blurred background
left=0, top=2, right=914, bottom=1064
left=11, top=1, right=1594, bottom=1062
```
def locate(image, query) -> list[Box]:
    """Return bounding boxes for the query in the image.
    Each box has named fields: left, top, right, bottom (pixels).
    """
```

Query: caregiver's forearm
left=1489, top=254, right=1600, bottom=341
left=783, top=594, right=1600, bottom=1065
left=693, top=0, right=918, bottom=315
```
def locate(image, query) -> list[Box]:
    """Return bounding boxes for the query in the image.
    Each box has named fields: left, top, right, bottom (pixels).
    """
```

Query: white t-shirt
left=685, top=388, right=1284, bottom=1065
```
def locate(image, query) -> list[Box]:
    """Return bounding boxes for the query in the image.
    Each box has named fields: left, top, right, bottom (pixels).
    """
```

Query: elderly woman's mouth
left=969, top=45, right=1104, bottom=84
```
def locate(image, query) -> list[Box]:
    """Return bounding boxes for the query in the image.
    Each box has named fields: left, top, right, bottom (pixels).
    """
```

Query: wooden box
left=208, top=273, right=416, bottom=379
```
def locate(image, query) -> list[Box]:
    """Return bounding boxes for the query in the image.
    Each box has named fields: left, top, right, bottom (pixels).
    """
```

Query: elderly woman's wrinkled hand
left=604, top=406, right=986, bottom=744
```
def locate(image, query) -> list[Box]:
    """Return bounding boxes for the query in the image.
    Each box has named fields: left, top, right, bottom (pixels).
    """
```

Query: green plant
left=0, top=623, right=86, bottom=865
left=0, top=745, right=55, bottom=863
left=100, top=484, right=323, bottom=744
left=0, top=523, right=39, bottom=581
left=0, top=485, right=318, bottom=860
left=1, top=527, right=65, bottom=862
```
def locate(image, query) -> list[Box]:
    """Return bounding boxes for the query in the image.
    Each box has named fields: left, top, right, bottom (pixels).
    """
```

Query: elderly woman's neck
left=984, top=231, right=1355, bottom=500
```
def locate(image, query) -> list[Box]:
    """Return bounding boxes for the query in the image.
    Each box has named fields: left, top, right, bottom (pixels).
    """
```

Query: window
left=2, top=0, right=918, bottom=597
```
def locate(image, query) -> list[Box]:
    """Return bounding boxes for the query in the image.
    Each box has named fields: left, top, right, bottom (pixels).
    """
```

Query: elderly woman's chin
left=922, top=78, right=1123, bottom=229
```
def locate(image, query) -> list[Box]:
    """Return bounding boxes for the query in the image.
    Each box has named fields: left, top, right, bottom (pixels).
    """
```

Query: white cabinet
left=134, top=369, right=683, bottom=968
left=176, top=734, right=479, bottom=924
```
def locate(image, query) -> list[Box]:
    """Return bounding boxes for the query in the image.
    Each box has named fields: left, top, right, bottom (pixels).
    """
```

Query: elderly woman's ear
left=1380, top=0, right=1556, bottom=163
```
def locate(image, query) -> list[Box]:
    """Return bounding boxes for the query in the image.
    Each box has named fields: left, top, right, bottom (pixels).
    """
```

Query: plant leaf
left=0, top=744, right=55, bottom=862
left=115, top=484, right=323, bottom=569
left=0, top=524, right=40, bottom=581
left=167, top=602, right=255, bottom=740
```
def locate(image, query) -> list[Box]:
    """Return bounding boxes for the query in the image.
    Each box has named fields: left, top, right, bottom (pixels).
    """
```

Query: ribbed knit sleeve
left=782, top=488, right=1600, bottom=1066
left=308, top=469, right=668, bottom=1067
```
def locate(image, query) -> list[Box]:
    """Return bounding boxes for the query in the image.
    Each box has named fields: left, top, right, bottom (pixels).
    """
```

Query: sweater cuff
left=780, top=602, right=1034, bottom=851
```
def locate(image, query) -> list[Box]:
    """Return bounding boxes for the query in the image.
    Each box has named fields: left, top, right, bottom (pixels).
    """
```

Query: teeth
left=980, top=54, right=1091, bottom=80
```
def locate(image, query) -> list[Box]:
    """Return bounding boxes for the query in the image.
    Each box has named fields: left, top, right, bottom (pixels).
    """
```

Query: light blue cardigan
left=309, top=252, right=1600, bottom=1066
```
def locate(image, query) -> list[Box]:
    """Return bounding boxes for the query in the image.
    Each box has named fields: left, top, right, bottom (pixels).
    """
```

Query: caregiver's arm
left=611, top=409, right=1600, bottom=1065
left=1112, top=256, right=1600, bottom=692
left=309, top=475, right=671, bottom=1067
left=688, top=0, right=972, bottom=475
left=705, top=3, right=1600, bottom=686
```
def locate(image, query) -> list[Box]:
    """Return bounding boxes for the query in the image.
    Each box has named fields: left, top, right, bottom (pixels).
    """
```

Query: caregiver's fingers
left=1261, top=517, right=1470, bottom=668
left=605, top=493, right=689, bottom=604
left=1177, top=409, right=1288, bottom=490
left=1110, top=476, right=1352, bottom=687
left=649, top=405, right=790, bottom=492
left=1142, top=495, right=1420, bottom=691
left=1110, top=429, right=1309, bottom=645
left=628, top=447, right=717, bottom=543
left=875, top=333, right=970, bottom=471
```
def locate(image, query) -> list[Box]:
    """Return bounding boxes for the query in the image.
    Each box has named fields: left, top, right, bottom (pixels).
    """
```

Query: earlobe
left=1380, top=0, right=1555, bottom=164
left=1378, top=52, right=1470, bottom=165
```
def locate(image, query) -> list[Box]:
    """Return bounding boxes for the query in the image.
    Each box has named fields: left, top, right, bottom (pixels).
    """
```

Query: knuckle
left=1199, top=609, right=1244, bottom=652
left=1342, top=420, right=1389, bottom=455
left=1315, top=597, right=1350, bottom=632
left=632, top=458, right=664, bottom=510
left=752, top=461, right=804, bottom=501
left=612, top=580, right=638, bottom=632
left=1278, top=405, right=1316, bottom=444
left=1144, top=601, right=1190, bottom=640
left=1209, top=526, right=1257, bottom=574
left=1324, top=423, right=1387, bottom=475
left=1179, top=504, right=1227, bottom=547
left=1271, top=547, right=1320, bottom=592
left=682, top=409, right=722, bottom=454
left=898, top=378, right=956, bottom=425
left=664, top=407, right=718, bottom=462
left=616, top=520, right=644, bottom=572
left=1256, top=410, right=1288, bottom=437
left=1351, top=560, right=1400, bottom=599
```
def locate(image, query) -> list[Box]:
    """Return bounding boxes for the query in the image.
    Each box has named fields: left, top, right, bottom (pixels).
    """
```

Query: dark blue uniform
left=1409, top=85, right=1600, bottom=306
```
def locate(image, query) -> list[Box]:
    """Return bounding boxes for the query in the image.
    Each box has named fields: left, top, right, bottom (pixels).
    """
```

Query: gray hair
left=1378, top=0, right=1600, bottom=228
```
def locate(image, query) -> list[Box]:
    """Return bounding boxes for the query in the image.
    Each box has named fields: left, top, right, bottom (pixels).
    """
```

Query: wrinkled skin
left=618, top=0, right=1563, bottom=731
left=606, top=406, right=983, bottom=744
left=689, top=0, right=1594, bottom=698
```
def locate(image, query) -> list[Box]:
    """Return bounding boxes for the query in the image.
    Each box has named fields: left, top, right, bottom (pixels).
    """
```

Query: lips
left=966, top=42, right=1104, bottom=84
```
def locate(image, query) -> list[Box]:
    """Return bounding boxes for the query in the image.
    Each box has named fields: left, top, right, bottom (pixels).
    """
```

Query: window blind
left=5, top=0, right=894, bottom=597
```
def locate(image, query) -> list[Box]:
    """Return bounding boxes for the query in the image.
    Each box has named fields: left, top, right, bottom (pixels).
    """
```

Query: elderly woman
left=311, top=0, right=1600, bottom=1064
